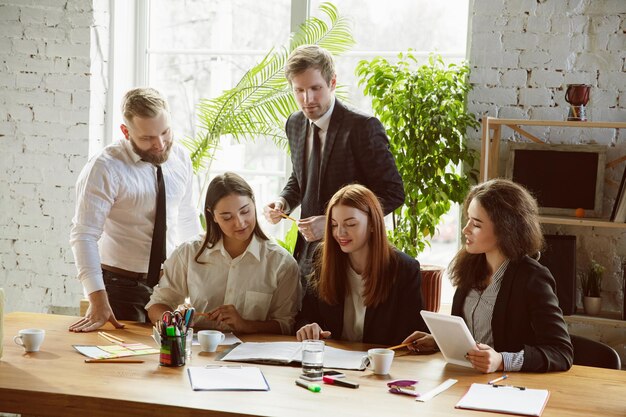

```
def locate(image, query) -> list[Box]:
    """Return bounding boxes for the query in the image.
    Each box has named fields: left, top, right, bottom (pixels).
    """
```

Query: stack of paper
left=188, top=366, right=269, bottom=391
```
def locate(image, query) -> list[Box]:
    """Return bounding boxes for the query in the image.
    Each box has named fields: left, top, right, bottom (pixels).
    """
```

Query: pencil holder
left=159, top=334, right=185, bottom=367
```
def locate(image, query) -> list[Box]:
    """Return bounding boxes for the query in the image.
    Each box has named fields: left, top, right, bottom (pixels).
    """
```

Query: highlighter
left=295, top=379, right=321, bottom=392
left=322, top=375, right=359, bottom=389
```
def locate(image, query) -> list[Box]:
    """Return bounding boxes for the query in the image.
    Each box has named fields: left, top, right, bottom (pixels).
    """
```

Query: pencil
left=387, top=341, right=415, bottom=350
left=100, top=331, right=124, bottom=343
left=279, top=212, right=297, bottom=222
left=85, top=359, right=144, bottom=363
left=98, top=331, right=124, bottom=345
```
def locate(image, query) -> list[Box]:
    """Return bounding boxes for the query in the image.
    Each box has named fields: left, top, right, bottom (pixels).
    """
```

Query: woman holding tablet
left=146, top=172, right=301, bottom=335
left=403, top=179, right=573, bottom=373
left=295, top=184, right=426, bottom=345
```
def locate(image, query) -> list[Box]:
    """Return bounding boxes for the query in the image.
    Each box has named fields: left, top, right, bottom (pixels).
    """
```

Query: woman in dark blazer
left=295, top=184, right=426, bottom=345
left=403, top=179, right=573, bottom=373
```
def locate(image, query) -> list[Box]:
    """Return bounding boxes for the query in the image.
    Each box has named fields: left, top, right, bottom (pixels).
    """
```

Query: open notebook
left=456, top=383, right=550, bottom=416
left=220, top=342, right=368, bottom=370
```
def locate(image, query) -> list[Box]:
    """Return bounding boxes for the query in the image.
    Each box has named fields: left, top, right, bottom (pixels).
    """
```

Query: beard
left=129, top=137, right=173, bottom=165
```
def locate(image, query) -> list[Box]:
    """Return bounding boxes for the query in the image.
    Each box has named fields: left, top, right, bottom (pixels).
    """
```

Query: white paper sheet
left=187, top=366, right=269, bottom=391
left=456, top=383, right=550, bottom=416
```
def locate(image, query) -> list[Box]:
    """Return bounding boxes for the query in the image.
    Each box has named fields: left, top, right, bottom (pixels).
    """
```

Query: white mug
left=197, top=330, right=225, bottom=352
left=366, top=348, right=394, bottom=375
left=14, top=328, right=45, bottom=352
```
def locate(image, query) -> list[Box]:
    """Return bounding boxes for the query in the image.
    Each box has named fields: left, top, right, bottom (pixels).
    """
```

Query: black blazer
left=280, top=99, right=404, bottom=218
left=452, top=256, right=573, bottom=372
left=295, top=250, right=427, bottom=346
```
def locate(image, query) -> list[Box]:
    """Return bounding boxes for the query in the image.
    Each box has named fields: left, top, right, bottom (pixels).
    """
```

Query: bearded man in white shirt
left=69, top=87, right=202, bottom=332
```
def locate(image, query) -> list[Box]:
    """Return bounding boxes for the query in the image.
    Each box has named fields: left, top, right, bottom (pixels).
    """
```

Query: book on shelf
left=610, top=165, right=626, bottom=222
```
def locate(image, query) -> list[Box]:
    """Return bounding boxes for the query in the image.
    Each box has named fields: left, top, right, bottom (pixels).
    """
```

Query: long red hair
left=314, top=184, right=397, bottom=307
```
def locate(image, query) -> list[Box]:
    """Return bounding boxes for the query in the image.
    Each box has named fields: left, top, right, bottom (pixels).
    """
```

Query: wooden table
left=1, top=312, right=624, bottom=417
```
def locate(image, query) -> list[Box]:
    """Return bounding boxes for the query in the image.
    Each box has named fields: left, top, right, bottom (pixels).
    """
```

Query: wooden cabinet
left=480, top=117, right=626, bottom=229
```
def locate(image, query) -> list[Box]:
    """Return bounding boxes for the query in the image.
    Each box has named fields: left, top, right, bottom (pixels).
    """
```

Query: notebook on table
left=456, top=383, right=550, bottom=416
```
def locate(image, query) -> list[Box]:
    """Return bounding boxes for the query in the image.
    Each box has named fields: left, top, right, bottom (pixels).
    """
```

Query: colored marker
left=296, top=379, right=321, bottom=392
left=322, top=375, right=359, bottom=389
left=488, top=374, right=508, bottom=385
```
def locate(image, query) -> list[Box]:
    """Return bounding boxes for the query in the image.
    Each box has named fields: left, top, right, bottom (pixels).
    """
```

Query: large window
left=140, top=0, right=470, bottom=303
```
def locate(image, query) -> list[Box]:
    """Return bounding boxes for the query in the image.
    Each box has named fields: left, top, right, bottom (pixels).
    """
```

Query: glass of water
left=301, top=339, right=325, bottom=379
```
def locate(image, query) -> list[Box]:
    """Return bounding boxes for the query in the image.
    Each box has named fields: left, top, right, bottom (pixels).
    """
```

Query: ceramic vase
left=582, top=296, right=602, bottom=315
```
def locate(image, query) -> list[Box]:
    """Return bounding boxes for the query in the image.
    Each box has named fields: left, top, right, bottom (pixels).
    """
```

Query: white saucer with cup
left=14, top=328, right=45, bottom=352
left=197, top=330, right=225, bottom=352
left=366, top=348, right=394, bottom=375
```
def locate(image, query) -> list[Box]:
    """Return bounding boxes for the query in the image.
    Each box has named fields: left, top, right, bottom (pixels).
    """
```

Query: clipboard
left=456, top=383, right=550, bottom=416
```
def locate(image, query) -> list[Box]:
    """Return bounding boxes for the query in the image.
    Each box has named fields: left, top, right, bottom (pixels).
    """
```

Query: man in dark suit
left=264, top=45, right=404, bottom=279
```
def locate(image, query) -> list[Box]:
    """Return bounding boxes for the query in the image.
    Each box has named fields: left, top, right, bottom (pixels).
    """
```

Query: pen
left=488, top=374, right=508, bottom=385
left=85, top=359, right=144, bottom=363
left=322, top=375, right=359, bottom=389
left=295, top=379, right=321, bottom=392
left=492, top=384, right=526, bottom=390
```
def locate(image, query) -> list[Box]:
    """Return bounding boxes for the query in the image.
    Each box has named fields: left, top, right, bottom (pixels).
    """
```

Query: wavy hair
left=450, top=179, right=544, bottom=290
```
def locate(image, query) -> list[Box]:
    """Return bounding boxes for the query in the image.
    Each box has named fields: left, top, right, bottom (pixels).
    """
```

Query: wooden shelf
left=484, top=118, right=626, bottom=129
left=539, top=215, right=626, bottom=228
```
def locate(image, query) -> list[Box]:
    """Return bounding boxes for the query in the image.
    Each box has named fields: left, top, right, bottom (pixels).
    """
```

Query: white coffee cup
left=14, top=328, right=45, bottom=352
left=197, top=330, right=225, bottom=352
left=366, top=348, right=394, bottom=375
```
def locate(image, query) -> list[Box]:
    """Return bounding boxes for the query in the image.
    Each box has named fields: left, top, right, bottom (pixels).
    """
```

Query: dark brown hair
left=313, top=184, right=396, bottom=307
left=194, top=172, right=268, bottom=263
left=450, top=179, right=544, bottom=290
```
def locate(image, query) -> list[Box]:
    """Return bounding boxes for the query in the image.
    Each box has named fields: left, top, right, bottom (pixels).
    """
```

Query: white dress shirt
left=341, top=266, right=366, bottom=342
left=146, top=234, right=301, bottom=335
left=70, top=139, right=202, bottom=294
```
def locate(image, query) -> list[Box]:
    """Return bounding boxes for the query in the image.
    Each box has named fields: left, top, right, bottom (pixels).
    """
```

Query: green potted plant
left=356, top=53, right=479, bottom=312
left=581, top=260, right=604, bottom=315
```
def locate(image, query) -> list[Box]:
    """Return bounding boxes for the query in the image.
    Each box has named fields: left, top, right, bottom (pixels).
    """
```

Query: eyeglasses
left=387, top=379, right=419, bottom=397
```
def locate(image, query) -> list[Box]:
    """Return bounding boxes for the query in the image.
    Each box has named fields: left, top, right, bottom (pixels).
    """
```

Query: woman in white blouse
left=146, top=172, right=301, bottom=334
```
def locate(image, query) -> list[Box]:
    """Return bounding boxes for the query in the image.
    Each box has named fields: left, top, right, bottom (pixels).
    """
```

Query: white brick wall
left=0, top=0, right=110, bottom=314
left=467, top=1, right=626, bottom=321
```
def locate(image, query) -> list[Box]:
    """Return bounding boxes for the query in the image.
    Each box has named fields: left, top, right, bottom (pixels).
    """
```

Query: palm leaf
left=186, top=2, right=355, bottom=174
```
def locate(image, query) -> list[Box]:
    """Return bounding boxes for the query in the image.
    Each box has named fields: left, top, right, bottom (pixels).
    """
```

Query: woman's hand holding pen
left=466, top=343, right=503, bottom=374
left=296, top=323, right=332, bottom=342
left=401, top=331, right=437, bottom=352
left=207, top=304, right=250, bottom=333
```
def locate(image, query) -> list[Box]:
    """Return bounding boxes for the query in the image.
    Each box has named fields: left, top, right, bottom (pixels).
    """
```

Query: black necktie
left=147, top=165, right=166, bottom=287
left=301, top=123, right=321, bottom=217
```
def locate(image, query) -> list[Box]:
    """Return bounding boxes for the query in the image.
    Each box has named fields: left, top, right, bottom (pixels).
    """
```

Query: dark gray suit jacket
left=452, top=256, right=573, bottom=372
left=280, top=100, right=404, bottom=273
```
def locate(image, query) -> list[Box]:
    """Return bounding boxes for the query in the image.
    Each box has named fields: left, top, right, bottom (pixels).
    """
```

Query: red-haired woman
left=295, top=184, right=426, bottom=345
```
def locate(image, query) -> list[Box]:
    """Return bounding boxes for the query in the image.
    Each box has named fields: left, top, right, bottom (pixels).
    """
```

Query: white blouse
left=146, top=234, right=301, bottom=334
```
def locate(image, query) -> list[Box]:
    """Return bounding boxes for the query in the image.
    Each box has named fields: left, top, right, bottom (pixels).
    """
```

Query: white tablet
left=420, top=310, right=476, bottom=368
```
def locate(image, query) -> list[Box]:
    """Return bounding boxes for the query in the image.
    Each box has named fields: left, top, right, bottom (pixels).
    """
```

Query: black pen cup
left=159, top=334, right=185, bottom=367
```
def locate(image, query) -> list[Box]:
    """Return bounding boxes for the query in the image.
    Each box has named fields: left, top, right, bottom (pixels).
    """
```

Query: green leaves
left=275, top=221, right=300, bottom=255
left=357, top=52, right=479, bottom=258
left=184, top=2, right=355, bottom=174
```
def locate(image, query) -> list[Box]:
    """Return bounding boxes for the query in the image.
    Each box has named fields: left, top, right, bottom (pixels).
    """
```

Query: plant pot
left=421, top=265, right=444, bottom=313
left=582, top=296, right=602, bottom=316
